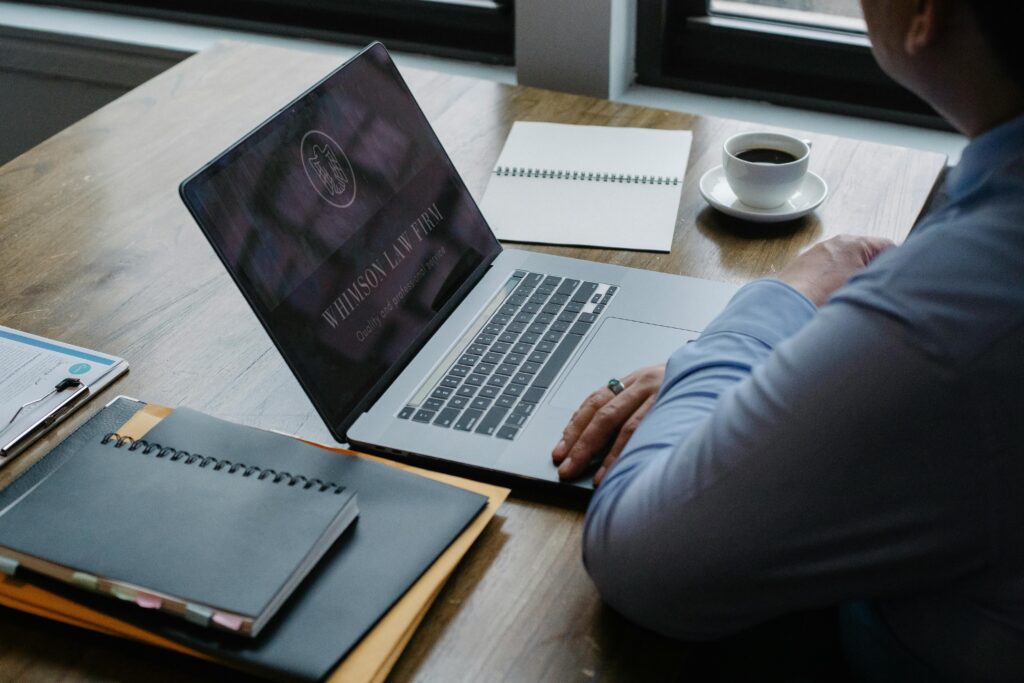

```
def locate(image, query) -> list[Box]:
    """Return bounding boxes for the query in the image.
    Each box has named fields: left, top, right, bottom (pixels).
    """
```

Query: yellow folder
left=0, top=403, right=509, bottom=682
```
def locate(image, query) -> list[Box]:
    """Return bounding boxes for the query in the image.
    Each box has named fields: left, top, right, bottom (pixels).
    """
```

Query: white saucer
left=699, top=165, right=828, bottom=223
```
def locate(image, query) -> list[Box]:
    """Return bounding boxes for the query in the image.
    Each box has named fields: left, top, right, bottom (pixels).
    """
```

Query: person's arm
left=582, top=282, right=988, bottom=640
left=555, top=235, right=900, bottom=485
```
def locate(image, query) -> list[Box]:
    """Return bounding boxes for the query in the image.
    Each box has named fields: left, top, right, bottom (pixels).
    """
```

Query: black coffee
left=736, top=148, right=798, bottom=164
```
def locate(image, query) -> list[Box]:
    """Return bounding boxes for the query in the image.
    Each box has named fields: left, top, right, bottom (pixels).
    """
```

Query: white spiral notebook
left=479, top=122, right=693, bottom=251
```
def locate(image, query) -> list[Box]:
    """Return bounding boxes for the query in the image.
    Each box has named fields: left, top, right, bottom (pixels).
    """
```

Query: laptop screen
left=181, top=43, right=501, bottom=436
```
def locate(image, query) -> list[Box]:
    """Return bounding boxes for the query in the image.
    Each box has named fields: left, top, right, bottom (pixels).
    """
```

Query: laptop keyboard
left=397, top=270, right=617, bottom=440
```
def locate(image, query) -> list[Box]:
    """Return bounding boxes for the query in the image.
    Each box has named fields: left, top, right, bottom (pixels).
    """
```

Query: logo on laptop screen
left=301, top=130, right=357, bottom=208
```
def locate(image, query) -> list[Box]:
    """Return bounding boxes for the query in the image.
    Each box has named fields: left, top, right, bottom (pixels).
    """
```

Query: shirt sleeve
left=582, top=279, right=990, bottom=640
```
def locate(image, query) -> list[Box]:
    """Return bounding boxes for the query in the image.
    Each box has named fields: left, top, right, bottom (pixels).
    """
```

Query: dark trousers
left=683, top=602, right=939, bottom=683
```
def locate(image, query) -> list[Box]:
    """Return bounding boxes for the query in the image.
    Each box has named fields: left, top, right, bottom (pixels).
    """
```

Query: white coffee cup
left=722, top=132, right=811, bottom=209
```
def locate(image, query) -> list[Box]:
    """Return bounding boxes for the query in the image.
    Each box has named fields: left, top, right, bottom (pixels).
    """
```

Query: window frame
left=15, top=0, right=515, bottom=64
left=638, top=0, right=950, bottom=130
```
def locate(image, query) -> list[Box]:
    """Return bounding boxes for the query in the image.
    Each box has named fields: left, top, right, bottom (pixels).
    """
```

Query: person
left=553, top=1, right=1024, bottom=679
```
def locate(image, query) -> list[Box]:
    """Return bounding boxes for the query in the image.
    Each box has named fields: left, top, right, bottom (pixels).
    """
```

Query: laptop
left=180, top=42, right=737, bottom=491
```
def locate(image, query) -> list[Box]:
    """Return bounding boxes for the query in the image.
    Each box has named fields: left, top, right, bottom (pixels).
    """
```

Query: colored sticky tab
left=71, top=571, right=98, bottom=590
left=0, top=556, right=19, bottom=576
left=135, top=592, right=162, bottom=609
left=184, top=603, right=213, bottom=627
left=110, top=585, right=137, bottom=602
left=212, top=612, right=244, bottom=631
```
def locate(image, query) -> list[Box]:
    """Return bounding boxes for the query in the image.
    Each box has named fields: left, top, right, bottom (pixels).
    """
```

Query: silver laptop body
left=349, top=247, right=735, bottom=489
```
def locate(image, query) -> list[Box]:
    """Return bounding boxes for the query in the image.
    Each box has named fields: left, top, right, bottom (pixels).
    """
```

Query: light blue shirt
left=583, top=113, right=1024, bottom=681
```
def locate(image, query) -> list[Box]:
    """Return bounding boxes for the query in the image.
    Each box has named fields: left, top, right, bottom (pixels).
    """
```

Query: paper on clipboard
left=0, top=326, right=127, bottom=465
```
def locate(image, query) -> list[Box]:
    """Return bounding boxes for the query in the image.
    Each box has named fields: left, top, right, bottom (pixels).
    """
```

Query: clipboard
left=0, top=325, right=128, bottom=467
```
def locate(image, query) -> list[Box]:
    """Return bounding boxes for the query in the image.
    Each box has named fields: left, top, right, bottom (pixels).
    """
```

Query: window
left=712, top=0, right=864, bottom=32
left=637, top=0, right=947, bottom=128
left=16, top=0, right=514, bottom=63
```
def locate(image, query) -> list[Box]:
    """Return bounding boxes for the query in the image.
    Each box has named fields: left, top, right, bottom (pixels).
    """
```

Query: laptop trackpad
left=550, top=317, right=699, bottom=409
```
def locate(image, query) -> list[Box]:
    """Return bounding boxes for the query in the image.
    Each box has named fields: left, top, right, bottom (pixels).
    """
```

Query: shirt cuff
left=699, top=278, right=817, bottom=348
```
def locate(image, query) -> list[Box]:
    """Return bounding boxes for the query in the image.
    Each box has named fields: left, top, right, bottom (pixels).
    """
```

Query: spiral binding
left=99, top=433, right=346, bottom=494
left=494, top=166, right=681, bottom=185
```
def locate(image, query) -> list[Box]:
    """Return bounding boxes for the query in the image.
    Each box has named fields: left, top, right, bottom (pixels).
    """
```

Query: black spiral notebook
left=0, top=422, right=358, bottom=638
left=0, top=399, right=489, bottom=681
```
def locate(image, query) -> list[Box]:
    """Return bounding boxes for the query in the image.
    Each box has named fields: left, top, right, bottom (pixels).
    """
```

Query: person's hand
left=552, top=364, right=666, bottom=485
left=778, top=234, right=896, bottom=306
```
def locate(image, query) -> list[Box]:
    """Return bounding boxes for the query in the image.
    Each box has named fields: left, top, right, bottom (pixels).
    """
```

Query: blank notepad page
left=480, top=122, right=693, bottom=251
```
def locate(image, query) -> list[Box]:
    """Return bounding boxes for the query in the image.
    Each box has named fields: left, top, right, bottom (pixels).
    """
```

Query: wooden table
left=0, top=41, right=946, bottom=682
